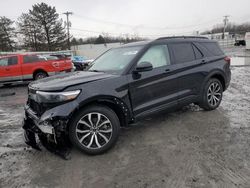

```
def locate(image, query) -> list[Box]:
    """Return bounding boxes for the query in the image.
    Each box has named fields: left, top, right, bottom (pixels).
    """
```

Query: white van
left=245, top=32, right=250, bottom=50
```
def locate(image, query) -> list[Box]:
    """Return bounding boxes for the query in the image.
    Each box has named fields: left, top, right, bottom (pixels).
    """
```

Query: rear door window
left=8, top=56, right=18, bottom=65
left=170, top=43, right=195, bottom=63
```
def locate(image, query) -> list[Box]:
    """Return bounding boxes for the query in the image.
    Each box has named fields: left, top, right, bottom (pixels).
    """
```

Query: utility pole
left=222, top=15, right=229, bottom=39
left=63, top=11, right=73, bottom=50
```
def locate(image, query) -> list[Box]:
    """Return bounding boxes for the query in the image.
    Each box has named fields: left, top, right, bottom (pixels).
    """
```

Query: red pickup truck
left=0, top=54, right=73, bottom=85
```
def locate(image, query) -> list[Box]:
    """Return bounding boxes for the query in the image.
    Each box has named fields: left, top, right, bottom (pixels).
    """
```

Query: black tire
left=69, top=105, right=120, bottom=155
left=34, top=71, right=47, bottom=80
left=199, top=78, right=223, bottom=111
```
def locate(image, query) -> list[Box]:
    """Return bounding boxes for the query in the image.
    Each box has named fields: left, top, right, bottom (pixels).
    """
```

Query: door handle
left=163, top=68, right=172, bottom=74
left=200, top=60, right=206, bottom=64
left=5, top=68, right=10, bottom=71
left=165, top=68, right=171, bottom=72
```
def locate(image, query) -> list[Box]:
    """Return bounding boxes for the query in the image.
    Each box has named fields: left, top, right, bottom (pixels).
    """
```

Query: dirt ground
left=0, top=65, right=250, bottom=188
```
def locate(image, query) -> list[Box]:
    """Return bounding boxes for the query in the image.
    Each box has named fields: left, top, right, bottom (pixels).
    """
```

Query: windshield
left=88, top=46, right=142, bottom=74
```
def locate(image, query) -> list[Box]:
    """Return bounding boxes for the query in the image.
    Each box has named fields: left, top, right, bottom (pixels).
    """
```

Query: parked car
left=0, top=54, right=73, bottom=85
left=234, top=39, right=246, bottom=46
left=71, top=56, right=94, bottom=71
left=23, top=36, right=231, bottom=157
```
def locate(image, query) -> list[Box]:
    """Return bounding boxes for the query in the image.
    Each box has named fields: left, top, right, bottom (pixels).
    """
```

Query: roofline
left=156, top=36, right=209, bottom=40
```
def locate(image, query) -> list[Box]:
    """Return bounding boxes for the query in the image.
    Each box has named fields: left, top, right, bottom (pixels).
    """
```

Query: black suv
left=23, top=36, right=231, bottom=156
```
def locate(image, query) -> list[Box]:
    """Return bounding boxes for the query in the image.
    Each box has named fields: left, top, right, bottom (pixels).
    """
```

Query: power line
left=70, top=27, right=195, bottom=38
left=73, top=13, right=221, bottom=30
left=63, top=11, right=73, bottom=50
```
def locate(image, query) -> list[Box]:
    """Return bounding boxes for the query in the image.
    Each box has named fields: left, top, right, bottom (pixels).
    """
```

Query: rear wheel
left=34, top=71, right=47, bottom=80
left=69, top=105, right=120, bottom=155
left=199, top=78, right=223, bottom=111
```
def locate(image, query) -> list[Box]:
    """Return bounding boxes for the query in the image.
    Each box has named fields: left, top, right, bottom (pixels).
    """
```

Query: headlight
left=36, top=90, right=81, bottom=103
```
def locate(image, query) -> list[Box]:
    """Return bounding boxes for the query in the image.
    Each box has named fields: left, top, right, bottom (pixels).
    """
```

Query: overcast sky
left=1, top=0, right=250, bottom=38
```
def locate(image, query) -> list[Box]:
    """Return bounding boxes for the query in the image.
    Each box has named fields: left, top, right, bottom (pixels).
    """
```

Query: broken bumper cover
left=23, top=106, right=54, bottom=134
left=22, top=103, right=77, bottom=159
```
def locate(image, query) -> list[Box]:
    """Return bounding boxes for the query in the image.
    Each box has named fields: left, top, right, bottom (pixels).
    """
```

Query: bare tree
left=0, top=16, right=16, bottom=51
left=17, top=13, right=42, bottom=51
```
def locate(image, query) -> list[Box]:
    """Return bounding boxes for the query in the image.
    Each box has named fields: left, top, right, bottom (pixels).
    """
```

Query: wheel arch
left=203, top=70, right=226, bottom=91
left=33, top=69, right=48, bottom=79
left=210, top=74, right=226, bottom=91
left=69, top=96, right=132, bottom=128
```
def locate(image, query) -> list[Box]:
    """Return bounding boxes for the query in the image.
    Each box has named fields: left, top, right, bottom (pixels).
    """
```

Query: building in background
left=71, top=42, right=123, bottom=59
left=245, top=32, right=250, bottom=50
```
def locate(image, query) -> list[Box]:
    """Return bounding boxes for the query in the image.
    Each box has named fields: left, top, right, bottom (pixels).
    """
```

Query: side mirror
left=134, top=62, right=153, bottom=73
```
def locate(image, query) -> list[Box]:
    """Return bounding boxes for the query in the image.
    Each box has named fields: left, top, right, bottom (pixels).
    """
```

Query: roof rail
left=156, top=36, right=208, bottom=40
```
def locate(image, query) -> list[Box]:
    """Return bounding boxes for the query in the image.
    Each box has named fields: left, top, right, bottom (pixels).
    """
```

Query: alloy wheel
left=75, top=112, right=113, bottom=149
left=207, top=82, right=222, bottom=106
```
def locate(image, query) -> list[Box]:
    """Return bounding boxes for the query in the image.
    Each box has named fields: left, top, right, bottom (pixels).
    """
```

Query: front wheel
left=199, top=78, right=223, bottom=111
left=69, top=105, right=120, bottom=155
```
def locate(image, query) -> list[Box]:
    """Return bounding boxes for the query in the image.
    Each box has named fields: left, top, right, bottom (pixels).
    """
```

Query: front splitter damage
left=23, top=116, right=72, bottom=160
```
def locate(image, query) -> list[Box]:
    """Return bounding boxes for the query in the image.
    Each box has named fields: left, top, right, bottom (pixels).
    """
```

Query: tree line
left=71, top=35, right=145, bottom=46
left=201, top=22, right=250, bottom=35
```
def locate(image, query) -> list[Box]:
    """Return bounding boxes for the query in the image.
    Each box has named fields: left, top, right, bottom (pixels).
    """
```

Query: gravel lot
left=0, top=65, right=250, bottom=188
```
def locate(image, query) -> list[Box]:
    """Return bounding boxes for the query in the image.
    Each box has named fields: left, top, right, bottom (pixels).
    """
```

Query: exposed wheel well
left=70, top=100, right=128, bottom=128
left=210, top=74, right=225, bottom=91
left=33, top=69, right=48, bottom=79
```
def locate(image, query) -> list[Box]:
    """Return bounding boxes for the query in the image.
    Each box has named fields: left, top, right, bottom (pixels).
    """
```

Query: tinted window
left=170, top=43, right=195, bottom=63
left=8, top=56, right=18, bottom=65
left=200, top=42, right=224, bottom=56
left=0, top=56, right=18, bottom=66
left=138, top=45, right=171, bottom=68
left=24, top=55, right=41, bottom=63
left=192, top=45, right=203, bottom=59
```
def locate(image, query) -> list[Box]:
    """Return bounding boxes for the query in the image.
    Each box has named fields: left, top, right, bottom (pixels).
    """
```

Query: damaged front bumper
left=22, top=103, right=76, bottom=159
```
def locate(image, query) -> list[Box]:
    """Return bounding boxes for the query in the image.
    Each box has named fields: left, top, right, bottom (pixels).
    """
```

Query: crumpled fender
left=40, top=100, right=79, bottom=122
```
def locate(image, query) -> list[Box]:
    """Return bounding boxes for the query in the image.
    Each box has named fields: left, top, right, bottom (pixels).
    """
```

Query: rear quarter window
left=199, top=42, right=224, bottom=56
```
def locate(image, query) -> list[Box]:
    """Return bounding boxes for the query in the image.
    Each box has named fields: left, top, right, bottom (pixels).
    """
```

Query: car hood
left=29, top=71, right=116, bottom=91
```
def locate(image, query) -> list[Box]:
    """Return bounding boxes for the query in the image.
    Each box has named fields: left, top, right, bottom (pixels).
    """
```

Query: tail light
left=224, top=56, right=231, bottom=65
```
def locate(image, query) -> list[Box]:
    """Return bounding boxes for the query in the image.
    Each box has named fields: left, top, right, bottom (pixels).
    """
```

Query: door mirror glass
left=134, top=62, right=153, bottom=72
